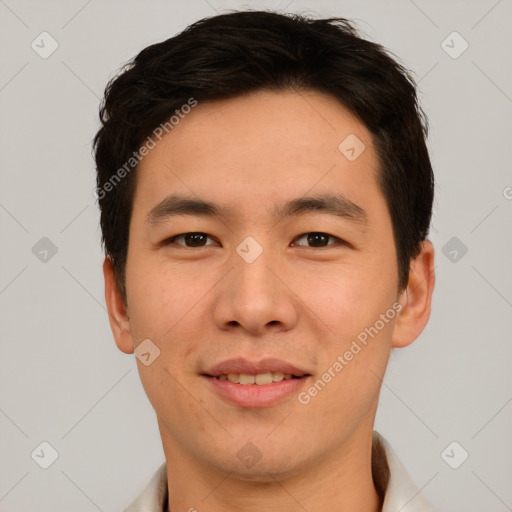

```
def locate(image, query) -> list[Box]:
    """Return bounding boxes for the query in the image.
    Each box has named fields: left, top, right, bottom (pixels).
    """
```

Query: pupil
left=308, top=232, right=328, bottom=247
left=186, top=233, right=205, bottom=246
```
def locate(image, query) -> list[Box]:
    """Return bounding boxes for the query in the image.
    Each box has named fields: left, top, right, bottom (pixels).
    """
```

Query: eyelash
left=161, top=232, right=347, bottom=248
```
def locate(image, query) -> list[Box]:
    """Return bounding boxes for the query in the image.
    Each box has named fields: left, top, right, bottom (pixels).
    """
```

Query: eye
left=162, top=232, right=218, bottom=247
left=292, top=232, right=345, bottom=248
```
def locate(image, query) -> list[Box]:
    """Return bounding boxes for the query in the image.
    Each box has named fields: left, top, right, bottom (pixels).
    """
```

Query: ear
left=392, top=240, right=435, bottom=348
left=103, top=257, right=135, bottom=354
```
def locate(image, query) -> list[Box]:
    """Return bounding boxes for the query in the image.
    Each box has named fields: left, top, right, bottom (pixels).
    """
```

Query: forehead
left=133, top=89, right=384, bottom=222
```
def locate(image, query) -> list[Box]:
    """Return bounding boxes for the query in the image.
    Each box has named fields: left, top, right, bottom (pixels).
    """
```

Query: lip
left=205, top=376, right=310, bottom=408
left=204, top=357, right=309, bottom=377
left=202, top=357, right=311, bottom=408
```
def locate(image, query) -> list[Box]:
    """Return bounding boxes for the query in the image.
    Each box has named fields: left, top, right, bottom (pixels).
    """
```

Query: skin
left=104, top=89, right=435, bottom=512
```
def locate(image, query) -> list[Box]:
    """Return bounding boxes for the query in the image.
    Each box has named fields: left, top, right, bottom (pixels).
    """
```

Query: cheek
left=292, top=249, right=397, bottom=408
left=125, top=256, right=183, bottom=342
left=125, top=255, right=215, bottom=360
left=294, top=258, right=396, bottom=344
left=125, top=260, right=204, bottom=413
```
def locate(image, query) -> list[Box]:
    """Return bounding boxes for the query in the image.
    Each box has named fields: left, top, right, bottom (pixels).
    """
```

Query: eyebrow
left=145, top=193, right=368, bottom=225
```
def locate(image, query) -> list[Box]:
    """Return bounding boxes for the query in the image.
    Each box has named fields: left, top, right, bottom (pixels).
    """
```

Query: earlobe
left=392, top=240, right=435, bottom=349
left=103, top=257, right=135, bottom=354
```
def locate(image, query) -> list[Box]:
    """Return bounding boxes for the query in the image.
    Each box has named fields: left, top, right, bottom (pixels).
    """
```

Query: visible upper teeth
left=217, top=372, right=294, bottom=385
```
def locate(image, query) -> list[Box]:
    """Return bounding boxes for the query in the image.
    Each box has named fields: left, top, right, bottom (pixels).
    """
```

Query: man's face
left=122, top=90, right=403, bottom=479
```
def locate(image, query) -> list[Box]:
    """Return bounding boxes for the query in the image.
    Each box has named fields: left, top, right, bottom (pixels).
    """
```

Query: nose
left=212, top=242, right=299, bottom=336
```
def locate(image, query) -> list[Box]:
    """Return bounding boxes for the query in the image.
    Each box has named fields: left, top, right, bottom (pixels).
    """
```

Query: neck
left=160, top=423, right=382, bottom=512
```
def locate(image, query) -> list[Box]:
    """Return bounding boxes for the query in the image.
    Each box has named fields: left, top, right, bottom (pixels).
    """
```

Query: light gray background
left=1, top=0, right=511, bottom=511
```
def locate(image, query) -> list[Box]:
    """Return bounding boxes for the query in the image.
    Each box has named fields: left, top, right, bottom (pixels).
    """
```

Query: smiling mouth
left=209, top=372, right=307, bottom=385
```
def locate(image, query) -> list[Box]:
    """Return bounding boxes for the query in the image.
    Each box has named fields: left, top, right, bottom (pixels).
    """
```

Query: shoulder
left=121, top=462, right=168, bottom=512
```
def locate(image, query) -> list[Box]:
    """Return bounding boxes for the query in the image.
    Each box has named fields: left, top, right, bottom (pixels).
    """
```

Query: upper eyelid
left=164, top=233, right=219, bottom=245
left=164, top=232, right=344, bottom=245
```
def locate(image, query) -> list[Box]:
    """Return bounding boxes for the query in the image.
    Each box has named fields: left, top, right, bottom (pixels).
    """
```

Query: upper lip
left=204, top=357, right=310, bottom=377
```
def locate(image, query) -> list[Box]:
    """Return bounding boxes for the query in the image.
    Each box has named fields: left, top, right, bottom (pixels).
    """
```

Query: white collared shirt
left=123, top=431, right=435, bottom=512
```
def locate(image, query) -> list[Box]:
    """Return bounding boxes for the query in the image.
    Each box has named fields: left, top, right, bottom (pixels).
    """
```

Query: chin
left=209, top=447, right=314, bottom=483
left=229, top=464, right=304, bottom=484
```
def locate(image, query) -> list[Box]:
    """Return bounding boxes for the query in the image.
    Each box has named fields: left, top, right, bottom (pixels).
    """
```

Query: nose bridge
left=233, top=237, right=280, bottom=308
left=212, top=235, right=298, bottom=334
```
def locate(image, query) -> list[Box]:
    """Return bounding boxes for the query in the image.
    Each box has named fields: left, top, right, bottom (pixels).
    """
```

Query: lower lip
left=204, top=376, right=310, bottom=408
